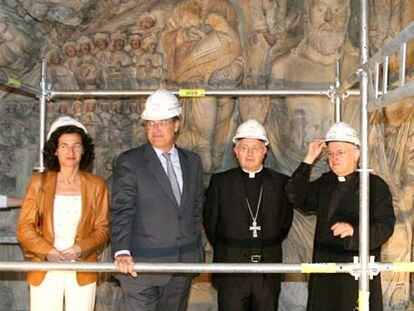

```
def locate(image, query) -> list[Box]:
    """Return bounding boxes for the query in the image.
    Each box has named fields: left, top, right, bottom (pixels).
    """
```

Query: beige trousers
left=30, top=271, right=96, bottom=311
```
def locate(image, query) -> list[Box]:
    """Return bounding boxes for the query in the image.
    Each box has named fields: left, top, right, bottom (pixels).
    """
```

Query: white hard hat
left=233, top=119, right=269, bottom=146
left=47, top=116, right=87, bottom=140
left=141, top=89, right=181, bottom=121
left=325, top=122, right=360, bottom=146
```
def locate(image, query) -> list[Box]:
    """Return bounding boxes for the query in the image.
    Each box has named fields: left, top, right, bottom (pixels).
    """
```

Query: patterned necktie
left=162, top=152, right=181, bottom=206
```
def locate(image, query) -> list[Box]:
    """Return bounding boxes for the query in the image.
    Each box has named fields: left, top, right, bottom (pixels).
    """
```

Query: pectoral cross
left=249, top=221, right=261, bottom=238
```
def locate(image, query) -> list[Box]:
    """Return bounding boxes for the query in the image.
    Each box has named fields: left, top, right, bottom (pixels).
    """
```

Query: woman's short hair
left=43, top=125, right=95, bottom=172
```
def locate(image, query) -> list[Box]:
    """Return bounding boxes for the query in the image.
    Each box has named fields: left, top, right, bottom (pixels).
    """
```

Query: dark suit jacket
left=203, top=167, right=293, bottom=285
left=110, top=143, right=204, bottom=285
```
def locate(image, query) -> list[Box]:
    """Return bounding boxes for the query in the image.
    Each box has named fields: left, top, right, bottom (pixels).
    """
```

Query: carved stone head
left=304, top=0, right=351, bottom=55
left=63, top=41, right=77, bottom=58
left=77, top=36, right=93, bottom=55
left=94, top=32, right=110, bottom=51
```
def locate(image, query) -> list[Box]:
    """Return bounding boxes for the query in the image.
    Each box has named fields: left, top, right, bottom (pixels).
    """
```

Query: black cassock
left=286, top=162, right=395, bottom=311
left=203, top=167, right=293, bottom=310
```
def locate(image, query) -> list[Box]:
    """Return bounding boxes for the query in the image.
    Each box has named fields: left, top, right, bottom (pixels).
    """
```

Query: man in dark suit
left=110, top=89, right=204, bottom=311
left=203, top=119, right=293, bottom=311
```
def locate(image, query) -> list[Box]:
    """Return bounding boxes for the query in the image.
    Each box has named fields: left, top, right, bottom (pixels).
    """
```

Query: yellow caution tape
left=7, top=77, right=21, bottom=88
left=301, top=263, right=336, bottom=273
left=179, top=89, right=205, bottom=97
left=393, top=262, right=414, bottom=271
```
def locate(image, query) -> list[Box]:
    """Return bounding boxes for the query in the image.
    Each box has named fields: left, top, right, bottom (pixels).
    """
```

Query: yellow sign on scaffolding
left=301, top=263, right=336, bottom=273
left=179, top=89, right=205, bottom=97
left=7, top=77, right=21, bottom=88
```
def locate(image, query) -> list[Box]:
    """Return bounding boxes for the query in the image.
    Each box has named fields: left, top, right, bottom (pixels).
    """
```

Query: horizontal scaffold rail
left=336, top=21, right=414, bottom=110
left=1, top=262, right=413, bottom=274
left=0, top=73, right=39, bottom=98
left=49, top=89, right=360, bottom=99
left=0, top=261, right=355, bottom=274
left=365, top=22, right=414, bottom=69
left=367, top=79, right=414, bottom=111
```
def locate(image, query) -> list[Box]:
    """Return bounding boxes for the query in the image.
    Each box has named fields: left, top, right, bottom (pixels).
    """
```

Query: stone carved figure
left=370, top=100, right=414, bottom=311
left=98, top=101, right=112, bottom=145
left=135, top=34, right=164, bottom=86
left=93, top=32, right=112, bottom=88
left=268, top=0, right=359, bottom=175
left=109, top=31, right=132, bottom=68
left=82, top=99, right=103, bottom=142
left=77, top=36, right=101, bottom=89
left=128, top=30, right=144, bottom=65
left=163, top=0, right=243, bottom=172
left=237, top=0, right=302, bottom=138
left=62, top=41, right=79, bottom=75
left=0, top=20, right=34, bottom=74
left=107, top=30, right=132, bottom=89
left=72, top=100, right=83, bottom=120
left=94, top=32, right=112, bottom=67
left=265, top=0, right=359, bottom=309
left=45, top=49, right=78, bottom=90
left=136, top=12, right=158, bottom=40
left=370, top=0, right=404, bottom=54
left=240, top=0, right=289, bottom=86
left=128, top=101, right=146, bottom=145
left=57, top=103, right=69, bottom=116
left=163, top=0, right=241, bottom=84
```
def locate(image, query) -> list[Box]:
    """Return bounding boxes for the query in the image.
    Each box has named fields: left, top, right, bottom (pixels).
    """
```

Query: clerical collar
left=337, top=171, right=358, bottom=183
left=242, top=166, right=263, bottom=178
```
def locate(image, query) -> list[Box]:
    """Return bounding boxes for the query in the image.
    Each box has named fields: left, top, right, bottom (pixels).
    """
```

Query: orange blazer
left=17, top=171, right=110, bottom=286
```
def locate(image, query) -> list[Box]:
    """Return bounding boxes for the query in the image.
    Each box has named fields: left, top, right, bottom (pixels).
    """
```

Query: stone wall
left=0, top=0, right=413, bottom=310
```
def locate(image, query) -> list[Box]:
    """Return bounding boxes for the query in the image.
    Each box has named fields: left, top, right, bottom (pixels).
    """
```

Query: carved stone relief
left=0, top=0, right=414, bottom=310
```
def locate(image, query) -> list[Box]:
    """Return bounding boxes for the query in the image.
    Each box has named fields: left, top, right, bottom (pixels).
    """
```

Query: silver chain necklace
left=246, top=186, right=263, bottom=238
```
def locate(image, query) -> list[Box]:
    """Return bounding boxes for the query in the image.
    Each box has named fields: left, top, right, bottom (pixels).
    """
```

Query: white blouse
left=53, top=195, right=82, bottom=250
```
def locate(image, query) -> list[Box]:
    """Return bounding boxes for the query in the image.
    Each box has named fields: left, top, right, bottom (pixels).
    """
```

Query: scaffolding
left=1, top=1, right=414, bottom=310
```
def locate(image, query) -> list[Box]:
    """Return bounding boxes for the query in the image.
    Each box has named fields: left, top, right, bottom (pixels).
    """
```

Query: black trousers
left=216, top=274, right=281, bottom=311
left=119, top=274, right=192, bottom=311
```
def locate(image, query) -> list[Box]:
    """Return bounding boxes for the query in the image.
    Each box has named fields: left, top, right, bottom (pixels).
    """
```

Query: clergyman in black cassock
left=203, top=119, right=293, bottom=311
left=285, top=122, right=395, bottom=311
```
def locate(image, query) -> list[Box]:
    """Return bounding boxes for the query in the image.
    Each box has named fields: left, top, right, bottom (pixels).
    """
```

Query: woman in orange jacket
left=17, top=116, right=109, bottom=311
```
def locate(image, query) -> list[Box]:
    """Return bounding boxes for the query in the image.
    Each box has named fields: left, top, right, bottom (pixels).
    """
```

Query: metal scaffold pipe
left=334, top=58, right=342, bottom=122
left=364, top=22, right=414, bottom=69
left=358, top=0, right=371, bottom=310
left=35, top=59, right=47, bottom=173
left=0, top=262, right=356, bottom=274
left=49, top=89, right=360, bottom=99
left=0, top=73, right=39, bottom=97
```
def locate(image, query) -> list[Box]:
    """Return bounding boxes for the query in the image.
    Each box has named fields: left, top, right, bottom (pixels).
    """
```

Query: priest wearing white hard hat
left=110, top=89, right=204, bottom=311
left=204, top=119, right=293, bottom=310
left=285, top=122, right=395, bottom=311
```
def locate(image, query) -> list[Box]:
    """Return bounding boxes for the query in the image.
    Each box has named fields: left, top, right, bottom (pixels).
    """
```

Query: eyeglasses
left=146, top=119, right=173, bottom=128
left=57, top=143, right=83, bottom=153
left=327, top=148, right=357, bottom=158
left=237, top=145, right=265, bottom=153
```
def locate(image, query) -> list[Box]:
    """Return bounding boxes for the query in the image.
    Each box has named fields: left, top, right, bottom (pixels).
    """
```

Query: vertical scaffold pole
left=334, top=58, right=342, bottom=122
left=359, top=0, right=370, bottom=310
left=36, top=59, right=47, bottom=173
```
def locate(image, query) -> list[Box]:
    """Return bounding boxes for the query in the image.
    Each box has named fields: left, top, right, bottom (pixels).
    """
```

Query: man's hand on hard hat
left=331, top=222, right=354, bottom=238
left=115, top=254, right=137, bottom=277
left=304, top=139, right=326, bottom=164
